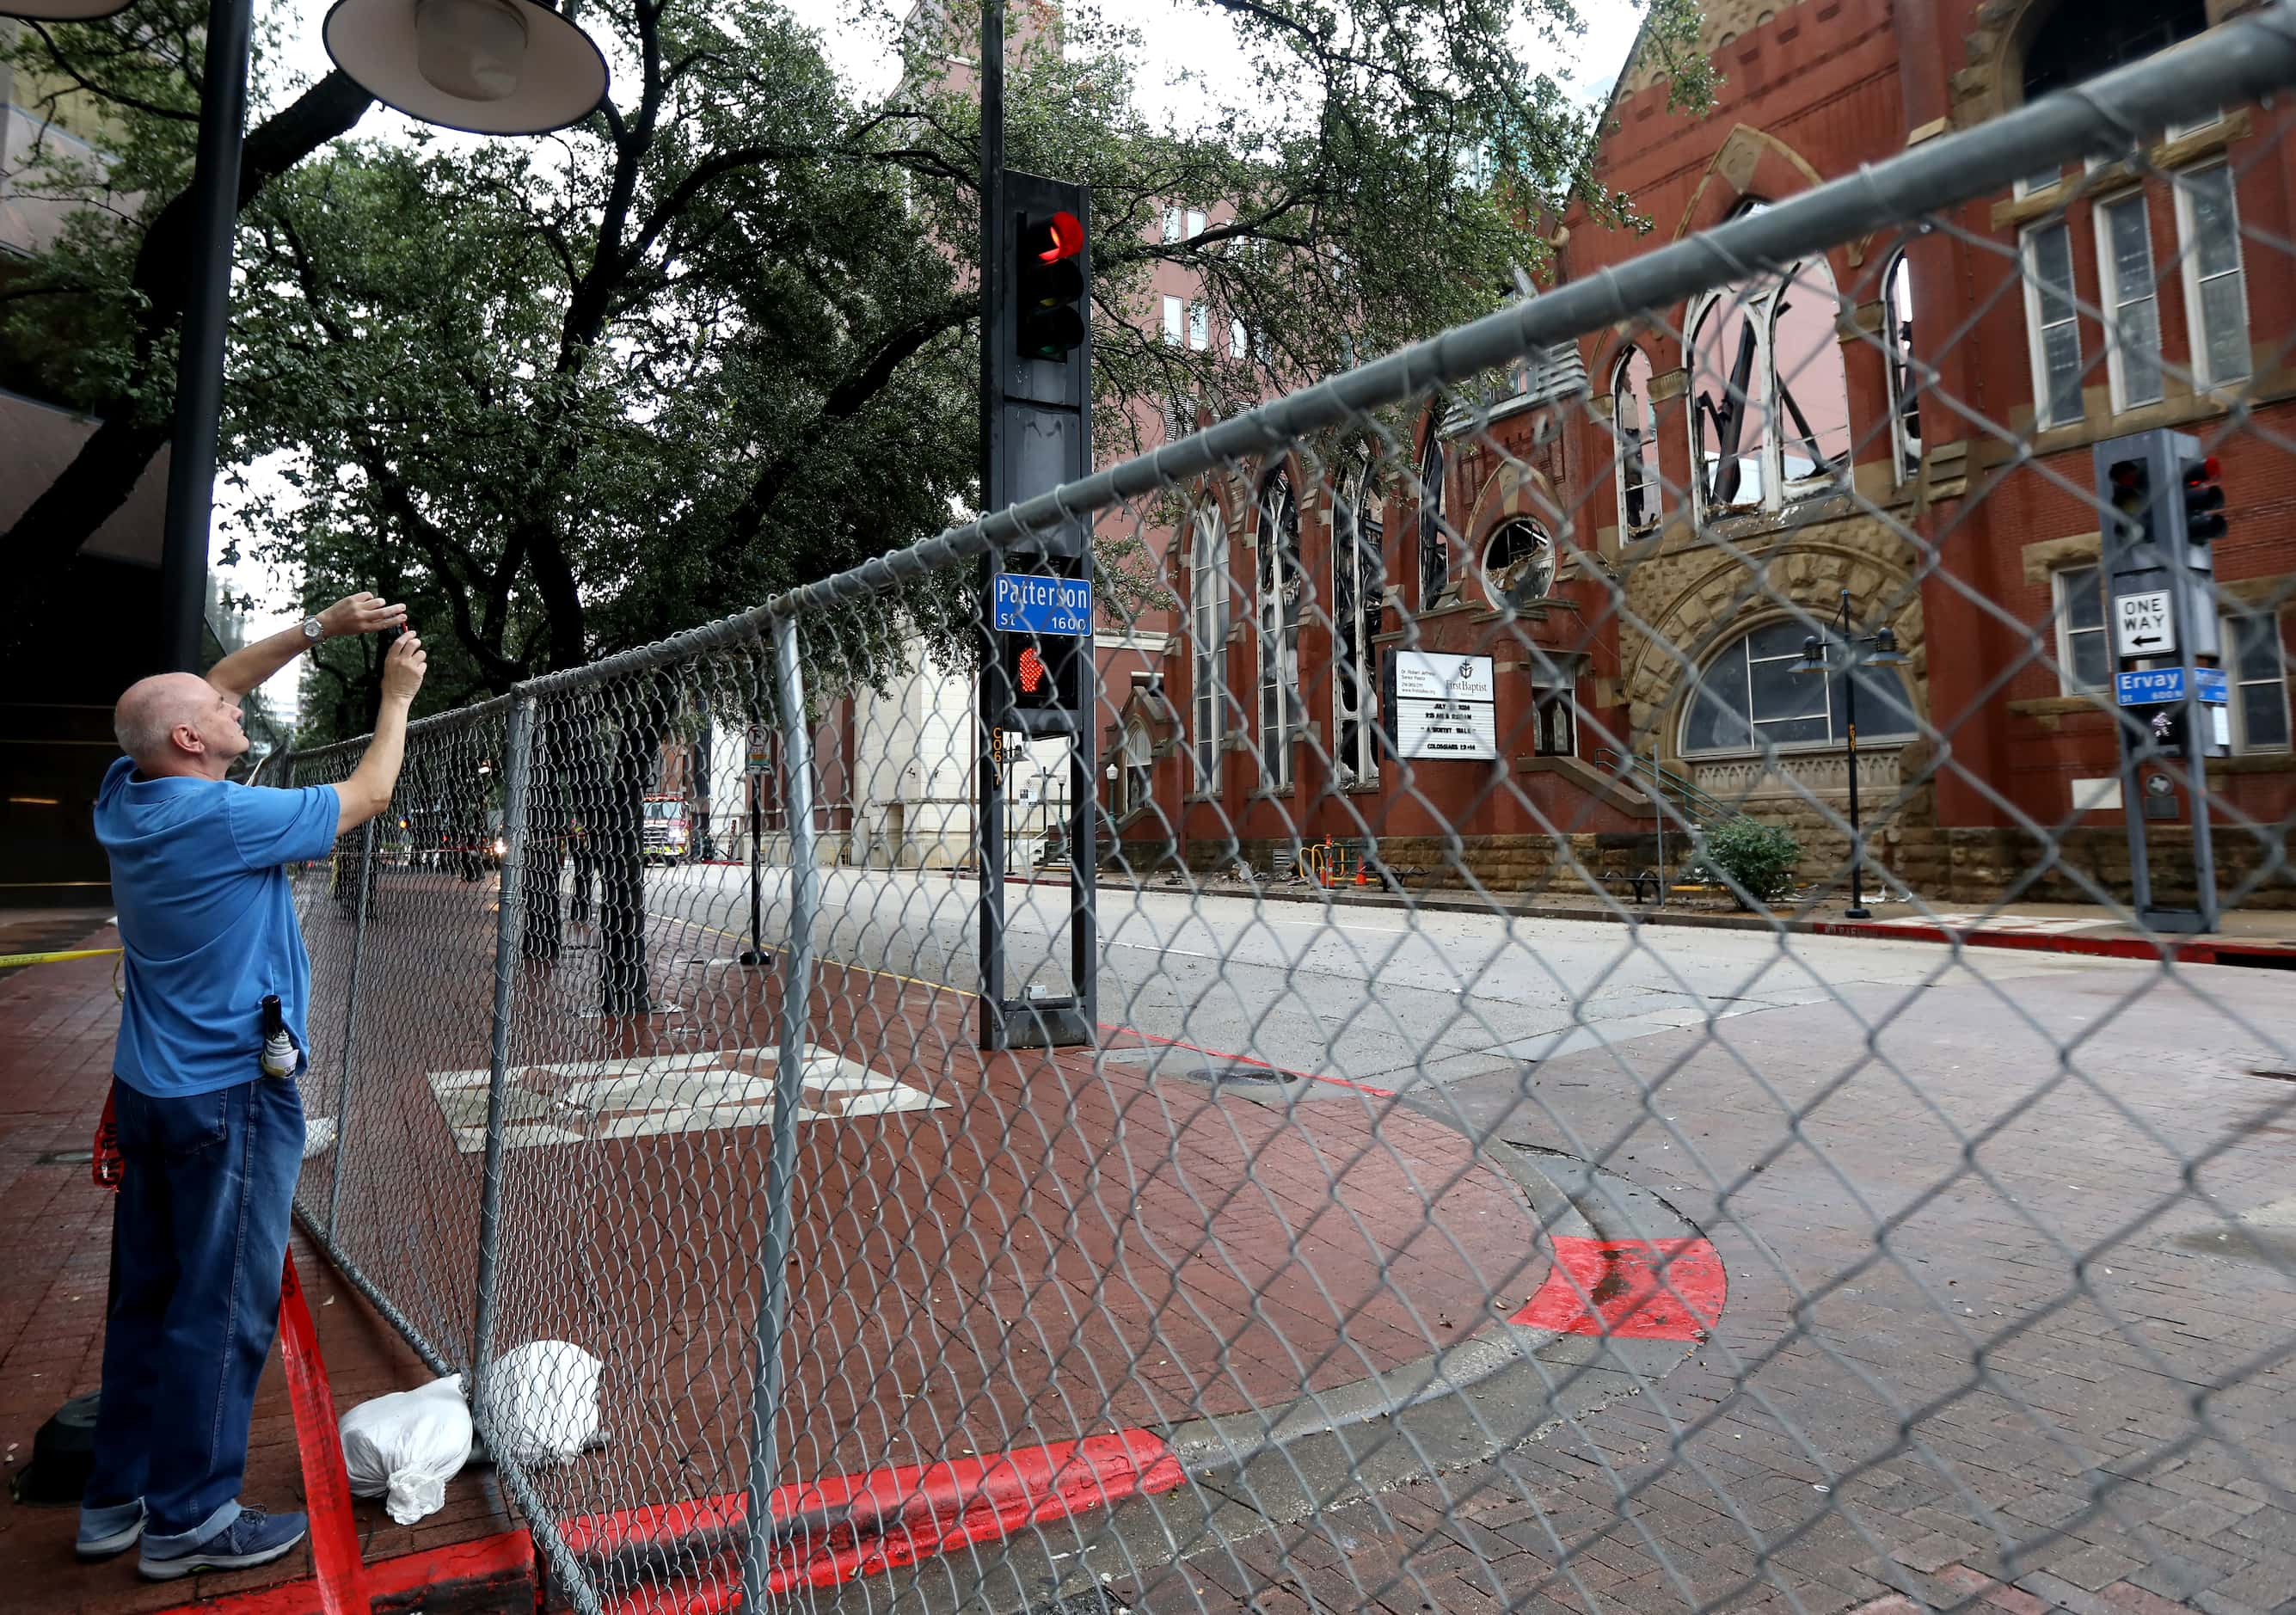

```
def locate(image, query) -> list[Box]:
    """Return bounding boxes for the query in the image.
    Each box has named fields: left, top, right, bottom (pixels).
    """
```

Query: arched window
left=1188, top=504, right=1228, bottom=793
left=1611, top=347, right=1661, bottom=536
left=1680, top=618, right=1918, bottom=757
left=1479, top=519, right=1555, bottom=609
left=2022, top=0, right=2206, bottom=102
left=1691, top=212, right=1852, bottom=517
left=1333, top=451, right=1384, bottom=788
left=1882, top=251, right=1922, bottom=484
left=1256, top=471, right=1304, bottom=789
left=1417, top=427, right=1449, bottom=606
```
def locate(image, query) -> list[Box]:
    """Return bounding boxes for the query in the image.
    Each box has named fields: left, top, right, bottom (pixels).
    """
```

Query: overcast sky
left=219, top=0, right=1646, bottom=674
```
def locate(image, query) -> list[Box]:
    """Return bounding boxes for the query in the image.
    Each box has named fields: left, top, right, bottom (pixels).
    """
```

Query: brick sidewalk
left=0, top=918, right=518, bottom=1613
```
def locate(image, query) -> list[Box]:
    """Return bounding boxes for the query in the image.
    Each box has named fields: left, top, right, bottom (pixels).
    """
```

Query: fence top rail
left=271, top=0, right=2296, bottom=742
left=269, top=690, right=517, bottom=777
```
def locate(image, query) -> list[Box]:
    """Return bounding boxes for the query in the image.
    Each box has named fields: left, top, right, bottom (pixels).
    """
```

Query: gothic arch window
left=1679, top=618, right=1918, bottom=758
left=1333, top=451, right=1384, bottom=788
left=2021, top=0, right=2207, bottom=103
left=1611, top=347, right=1661, bottom=536
left=1690, top=207, right=1853, bottom=518
left=1188, top=504, right=1228, bottom=793
left=1882, top=250, right=1922, bottom=484
left=1478, top=519, right=1556, bottom=610
left=1416, top=427, right=1449, bottom=606
left=1255, top=470, right=1304, bottom=789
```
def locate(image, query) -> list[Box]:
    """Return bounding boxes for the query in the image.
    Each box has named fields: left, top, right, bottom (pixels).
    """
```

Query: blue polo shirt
left=95, top=757, right=341, bottom=1098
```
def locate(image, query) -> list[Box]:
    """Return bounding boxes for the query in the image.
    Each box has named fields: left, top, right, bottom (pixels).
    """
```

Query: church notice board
left=1385, top=651, right=1497, bottom=760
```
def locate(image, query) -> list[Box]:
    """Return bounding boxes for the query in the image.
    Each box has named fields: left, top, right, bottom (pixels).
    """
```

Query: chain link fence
left=271, top=16, right=2296, bottom=1613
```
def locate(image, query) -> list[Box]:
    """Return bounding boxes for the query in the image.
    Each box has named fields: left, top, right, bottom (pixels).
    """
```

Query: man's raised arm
left=334, top=632, right=428, bottom=836
left=206, top=593, right=407, bottom=702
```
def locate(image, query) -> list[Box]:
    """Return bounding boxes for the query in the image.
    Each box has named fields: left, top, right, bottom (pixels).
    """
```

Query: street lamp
left=0, top=0, right=610, bottom=672
left=1793, top=588, right=1905, bottom=921
left=324, top=0, right=609, bottom=136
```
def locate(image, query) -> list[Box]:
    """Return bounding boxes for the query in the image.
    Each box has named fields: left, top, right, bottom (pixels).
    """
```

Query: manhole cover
left=1187, top=1063, right=1298, bottom=1087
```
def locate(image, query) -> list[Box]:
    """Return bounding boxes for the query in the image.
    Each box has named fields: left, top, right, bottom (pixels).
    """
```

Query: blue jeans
left=84, top=1076, right=304, bottom=1539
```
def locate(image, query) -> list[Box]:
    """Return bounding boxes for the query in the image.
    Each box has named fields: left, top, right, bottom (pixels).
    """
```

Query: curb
left=986, top=869, right=2296, bottom=970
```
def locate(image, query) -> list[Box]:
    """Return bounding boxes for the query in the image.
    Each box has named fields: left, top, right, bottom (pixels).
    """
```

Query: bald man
left=79, top=593, right=426, bottom=1581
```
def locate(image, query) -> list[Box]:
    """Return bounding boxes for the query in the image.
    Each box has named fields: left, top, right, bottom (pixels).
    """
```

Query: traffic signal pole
left=974, top=0, right=1097, bottom=1050
left=973, top=3, right=1097, bottom=1061
left=2094, top=429, right=2225, bottom=933
left=977, top=0, right=1010, bottom=1047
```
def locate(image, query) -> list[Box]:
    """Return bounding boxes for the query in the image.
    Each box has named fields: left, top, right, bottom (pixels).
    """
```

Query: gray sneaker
left=138, top=1506, right=308, bottom=1581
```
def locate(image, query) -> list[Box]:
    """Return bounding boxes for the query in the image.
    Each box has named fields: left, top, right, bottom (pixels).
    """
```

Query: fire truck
left=642, top=794, right=692, bottom=863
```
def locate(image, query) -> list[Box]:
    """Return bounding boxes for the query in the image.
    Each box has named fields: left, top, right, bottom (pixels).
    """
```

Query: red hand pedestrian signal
left=1017, top=645, right=1047, bottom=695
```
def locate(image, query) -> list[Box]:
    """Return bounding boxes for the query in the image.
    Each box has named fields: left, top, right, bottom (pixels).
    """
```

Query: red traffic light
left=1016, top=209, right=1088, bottom=361
left=1024, top=210, right=1084, bottom=263
left=1016, top=644, right=1047, bottom=695
left=2181, top=454, right=2227, bottom=541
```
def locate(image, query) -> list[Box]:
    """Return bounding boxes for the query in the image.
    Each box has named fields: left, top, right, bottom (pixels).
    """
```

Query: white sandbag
left=482, top=1340, right=603, bottom=1465
left=339, top=1374, right=472, bottom=1526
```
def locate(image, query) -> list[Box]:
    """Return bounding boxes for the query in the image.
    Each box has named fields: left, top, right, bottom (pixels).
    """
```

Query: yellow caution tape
left=0, top=947, right=124, bottom=969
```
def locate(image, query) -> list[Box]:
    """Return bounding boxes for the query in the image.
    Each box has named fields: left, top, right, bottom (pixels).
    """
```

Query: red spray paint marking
left=1511, top=1236, right=1726, bottom=1341
left=569, top=1430, right=1186, bottom=1611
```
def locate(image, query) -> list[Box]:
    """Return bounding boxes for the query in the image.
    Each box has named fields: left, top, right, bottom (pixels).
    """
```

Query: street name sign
left=2114, top=666, right=2230, bottom=708
left=992, top=573, right=1093, bottom=636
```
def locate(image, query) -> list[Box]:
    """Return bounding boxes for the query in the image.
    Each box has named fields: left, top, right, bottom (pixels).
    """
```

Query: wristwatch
left=300, top=616, right=325, bottom=644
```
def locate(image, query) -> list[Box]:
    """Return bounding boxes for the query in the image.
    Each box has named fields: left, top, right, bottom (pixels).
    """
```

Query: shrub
left=1688, top=817, right=1802, bottom=909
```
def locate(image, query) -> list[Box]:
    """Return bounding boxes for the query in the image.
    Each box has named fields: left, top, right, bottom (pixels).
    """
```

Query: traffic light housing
left=2180, top=454, right=2227, bottom=543
left=1016, top=209, right=1086, bottom=361
left=2105, top=457, right=2153, bottom=548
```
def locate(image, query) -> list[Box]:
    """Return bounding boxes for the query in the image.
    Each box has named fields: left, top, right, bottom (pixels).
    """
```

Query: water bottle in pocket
left=259, top=994, right=297, bottom=1078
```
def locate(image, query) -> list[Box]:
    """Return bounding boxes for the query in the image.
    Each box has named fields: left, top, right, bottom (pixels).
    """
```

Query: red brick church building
left=1120, top=0, right=2294, bottom=908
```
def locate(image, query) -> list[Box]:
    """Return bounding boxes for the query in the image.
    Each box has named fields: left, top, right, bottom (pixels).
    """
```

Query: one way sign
left=2113, top=590, right=2176, bottom=657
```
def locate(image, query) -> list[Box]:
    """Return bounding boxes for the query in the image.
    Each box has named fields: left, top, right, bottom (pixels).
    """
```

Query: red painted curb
left=565, top=1430, right=1185, bottom=1611
left=1804, top=919, right=2296, bottom=968
left=277, top=1254, right=367, bottom=1615
left=1512, top=1236, right=1727, bottom=1341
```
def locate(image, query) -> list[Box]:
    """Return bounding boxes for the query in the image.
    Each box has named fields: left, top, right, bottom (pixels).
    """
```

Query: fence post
left=470, top=692, right=537, bottom=1404
left=740, top=615, right=820, bottom=1610
left=324, top=814, right=379, bottom=1239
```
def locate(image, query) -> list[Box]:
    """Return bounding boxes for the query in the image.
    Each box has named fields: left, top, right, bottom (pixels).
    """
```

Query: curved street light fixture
left=324, top=0, right=609, bottom=136
left=0, top=2, right=133, bottom=17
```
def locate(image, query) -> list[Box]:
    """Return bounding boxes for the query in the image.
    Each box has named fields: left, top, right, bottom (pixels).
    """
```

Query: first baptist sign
left=1386, top=651, right=1497, bottom=760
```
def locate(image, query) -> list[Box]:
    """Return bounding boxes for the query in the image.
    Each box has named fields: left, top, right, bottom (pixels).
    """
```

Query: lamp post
left=0, top=0, right=609, bottom=671
left=1793, top=588, right=1905, bottom=921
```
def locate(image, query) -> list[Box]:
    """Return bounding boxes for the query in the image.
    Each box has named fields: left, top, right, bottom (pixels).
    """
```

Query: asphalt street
left=634, top=861, right=2157, bottom=1092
